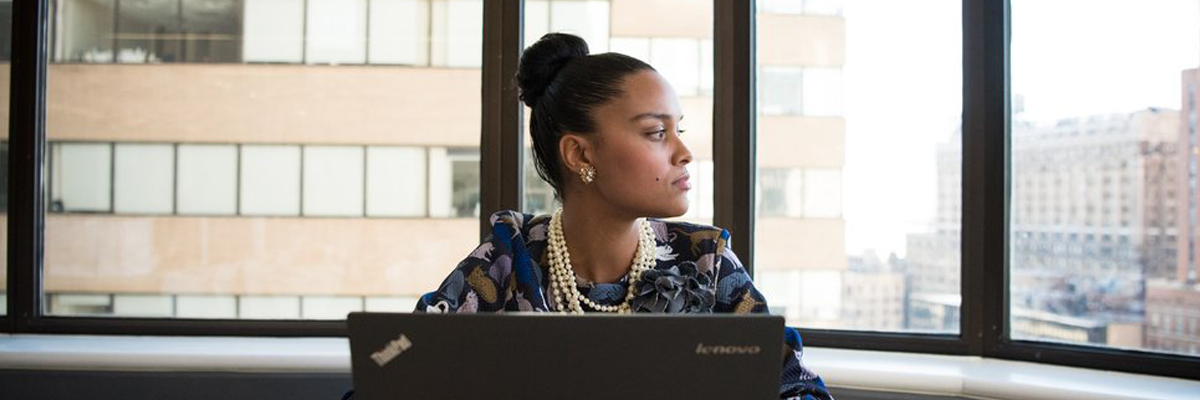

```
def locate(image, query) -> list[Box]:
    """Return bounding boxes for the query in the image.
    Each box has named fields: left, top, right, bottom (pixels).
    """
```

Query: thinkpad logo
left=695, top=343, right=762, bottom=355
left=371, top=334, right=413, bottom=367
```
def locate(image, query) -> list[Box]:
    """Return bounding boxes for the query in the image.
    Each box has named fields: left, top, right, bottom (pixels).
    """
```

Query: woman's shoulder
left=488, top=210, right=551, bottom=234
left=650, top=218, right=732, bottom=260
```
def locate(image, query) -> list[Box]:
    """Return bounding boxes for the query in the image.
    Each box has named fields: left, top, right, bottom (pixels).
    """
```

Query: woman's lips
left=673, top=174, right=692, bottom=190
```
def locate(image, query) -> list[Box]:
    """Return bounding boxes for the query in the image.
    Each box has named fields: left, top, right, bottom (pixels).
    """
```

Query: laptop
left=347, top=312, right=784, bottom=400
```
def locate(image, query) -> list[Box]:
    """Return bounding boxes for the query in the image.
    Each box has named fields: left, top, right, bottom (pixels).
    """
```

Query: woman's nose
left=674, top=131, right=693, bottom=166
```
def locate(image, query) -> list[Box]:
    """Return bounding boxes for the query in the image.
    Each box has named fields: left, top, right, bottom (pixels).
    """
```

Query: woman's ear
left=559, top=133, right=593, bottom=174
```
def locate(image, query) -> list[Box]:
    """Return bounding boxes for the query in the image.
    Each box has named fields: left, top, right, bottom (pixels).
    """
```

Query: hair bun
left=517, top=33, right=590, bottom=108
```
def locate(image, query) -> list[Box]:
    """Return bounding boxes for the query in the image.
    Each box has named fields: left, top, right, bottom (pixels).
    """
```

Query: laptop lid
left=347, top=312, right=784, bottom=400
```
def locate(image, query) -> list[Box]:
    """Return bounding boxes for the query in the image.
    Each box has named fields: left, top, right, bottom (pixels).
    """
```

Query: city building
left=842, top=251, right=906, bottom=331
left=910, top=108, right=1181, bottom=343
left=1144, top=65, right=1200, bottom=355
left=751, top=0, right=849, bottom=329
left=1009, top=109, right=1178, bottom=329
left=34, top=0, right=849, bottom=323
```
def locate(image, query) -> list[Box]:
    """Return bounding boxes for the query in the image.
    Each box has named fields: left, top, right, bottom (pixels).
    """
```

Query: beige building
left=1008, top=109, right=1177, bottom=325
left=1145, top=66, right=1200, bottom=355
left=30, top=0, right=850, bottom=322
left=752, top=1, right=849, bottom=329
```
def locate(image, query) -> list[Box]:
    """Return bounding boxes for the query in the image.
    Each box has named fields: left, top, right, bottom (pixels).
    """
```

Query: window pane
left=550, top=0, right=609, bottom=53
left=1011, top=1, right=1200, bottom=356
left=115, top=0, right=179, bottom=63
left=761, top=67, right=804, bottom=116
left=54, top=0, right=117, bottom=62
left=181, top=0, right=242, bottom=63
left=756, top=0, right=962, bottom=333
left=431, top=0, right=483, bottom=68
left=240, top=145, right=301, bottom=216
left=303, top=146, right=365, bottom=217
left=51, top=142, right=112, bottom=213
left=522, top=0, right=714, bottom=225
left=450, top=150, right=481, bottom=218
left=46, top=0, right=482, bottom=319
left=113, top=143, right=174, bottom=214
left=366, top=146, right=427, bottom=217
left=368, top=0, right=430, bottom=65
left=306, top=0, right=367, bottom=65
left=177, top=144, right=238, bottom=215
left=243, top=0, right=304, bottom=63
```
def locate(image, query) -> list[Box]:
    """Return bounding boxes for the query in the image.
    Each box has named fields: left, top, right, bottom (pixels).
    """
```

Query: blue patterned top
left=416, top=211, right=834, bottom=400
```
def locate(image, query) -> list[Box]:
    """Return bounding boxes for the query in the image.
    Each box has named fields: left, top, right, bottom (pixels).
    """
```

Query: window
left=53, top=0, right=244, bottom=63
left=755, top=0, right=961, bottom=333
left=1010, top=0, right=1200, bottom=356
left=240, top=144, right=301, bottom=216
left=177, top=144, right=238, bottom=215
left=368, top=0, right=431, bottom=65
left=431, top=0, right=483, bottom=68
left=243, top=0, right=305, bottom=63
left=302, top=146, right=365, bottom=217
left=306, top=0, right=368, bottom=65
left=42, top=0, right=483, bottom=319
left=113, top=143, right=174, bottom=214
left=429, top=147, right=480, bottom=218
left=50, top=142, right=112, bottom=213
left=6, top=0, right=1197, bottom=383
left=365, top=146, right=427, bottom=217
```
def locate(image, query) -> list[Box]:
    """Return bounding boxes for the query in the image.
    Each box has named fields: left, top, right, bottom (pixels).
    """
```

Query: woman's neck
left=559, top=201, right=642, bottom=283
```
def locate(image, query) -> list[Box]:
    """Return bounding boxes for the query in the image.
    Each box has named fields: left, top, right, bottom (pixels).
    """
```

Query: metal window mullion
left=713, top=0, right=756, bottom=275
left=7, top=0, right=51, bottom=332
left=479, top=0, right=523, bottom=239
left=961, top=0, right=1009, bottom=356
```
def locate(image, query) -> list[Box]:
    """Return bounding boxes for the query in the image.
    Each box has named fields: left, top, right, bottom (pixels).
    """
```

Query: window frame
left=5, top=0, right=1200, bottom=382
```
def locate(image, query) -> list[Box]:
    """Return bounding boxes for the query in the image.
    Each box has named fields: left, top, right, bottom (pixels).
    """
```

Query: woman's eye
left=677, top=129, right=686, bottom=136
left=649, top=130, right=667, bottom=139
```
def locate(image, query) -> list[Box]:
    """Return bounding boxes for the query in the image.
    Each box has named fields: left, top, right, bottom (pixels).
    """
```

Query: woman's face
left=585, top=69, right=693, bottom=218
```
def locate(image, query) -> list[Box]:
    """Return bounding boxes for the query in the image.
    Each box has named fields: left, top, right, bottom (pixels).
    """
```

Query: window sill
left=1, top=334, right=1198, bottom=399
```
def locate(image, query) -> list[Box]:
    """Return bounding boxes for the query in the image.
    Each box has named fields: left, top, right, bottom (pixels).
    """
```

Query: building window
left=50, top=142, right=113, bottom=213
left=368, top=0, right=431, bottom=65
left=242, top=0, right=305, bottom=63
left=177, top=144, right=238, bottom=215
left=54, top=0, right=243, bottom=63
left=113, top=143, right=175, bottom=214
left=240, top=144, right=302, bottom=216
left=366, top=146, right=427, bottom=217
left=759, top=168, right=803, bottom=218
left=305, top=0, right=368, bottom=65
left=303, top=145, right=365, bottom=217
left=760, top=67, right=803, bottom=116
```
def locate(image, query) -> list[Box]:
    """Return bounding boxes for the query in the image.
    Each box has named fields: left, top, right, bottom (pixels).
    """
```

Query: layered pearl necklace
left=547, top=207, right=656, bottom=314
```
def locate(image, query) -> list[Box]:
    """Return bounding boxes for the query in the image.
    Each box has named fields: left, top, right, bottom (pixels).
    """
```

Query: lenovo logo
left=370, top=334, right=413, bottom=367
left=695, top=343, right=762, bottom=355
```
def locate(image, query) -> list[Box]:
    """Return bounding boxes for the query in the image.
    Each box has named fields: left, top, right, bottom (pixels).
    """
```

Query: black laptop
left=347, top=312, right=784, bottom=400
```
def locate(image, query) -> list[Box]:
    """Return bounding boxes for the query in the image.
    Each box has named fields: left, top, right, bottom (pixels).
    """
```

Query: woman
left=416, top=33, right=832, bottom=400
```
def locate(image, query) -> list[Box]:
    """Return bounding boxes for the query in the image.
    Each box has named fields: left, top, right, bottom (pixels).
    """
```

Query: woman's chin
left=650, top=202, right=689, bottom=219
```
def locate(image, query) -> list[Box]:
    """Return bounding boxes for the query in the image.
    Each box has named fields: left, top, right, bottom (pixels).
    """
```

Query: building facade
left=23, top=0, right=851, bottom=323
left=1144, top=66, right=1200, bottom=355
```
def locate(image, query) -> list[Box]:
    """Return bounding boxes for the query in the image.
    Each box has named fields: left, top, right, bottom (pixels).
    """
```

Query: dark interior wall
left=0, top=370, right=970, bottom=400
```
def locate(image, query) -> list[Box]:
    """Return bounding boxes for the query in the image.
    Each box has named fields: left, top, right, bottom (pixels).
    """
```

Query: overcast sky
left=840, top=0, right=1200, bottom=257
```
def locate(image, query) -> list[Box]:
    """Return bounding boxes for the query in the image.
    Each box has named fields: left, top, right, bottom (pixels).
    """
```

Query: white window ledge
left=1, top=334, right=1198, bottom=399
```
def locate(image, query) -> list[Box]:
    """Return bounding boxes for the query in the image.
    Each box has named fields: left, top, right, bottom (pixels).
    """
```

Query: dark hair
left=516, top=33, right=654, bottom=200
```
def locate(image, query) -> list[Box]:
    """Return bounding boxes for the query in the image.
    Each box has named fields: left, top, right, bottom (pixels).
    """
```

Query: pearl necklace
left=546, top=207, right=656, bottom=314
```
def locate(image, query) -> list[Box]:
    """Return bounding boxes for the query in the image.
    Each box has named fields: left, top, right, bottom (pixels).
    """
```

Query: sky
left=840, top=0, right=1200, bottom=257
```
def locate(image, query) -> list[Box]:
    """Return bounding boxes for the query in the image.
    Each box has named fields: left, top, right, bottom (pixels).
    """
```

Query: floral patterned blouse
left=415, top=211, right=834, bottom=400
